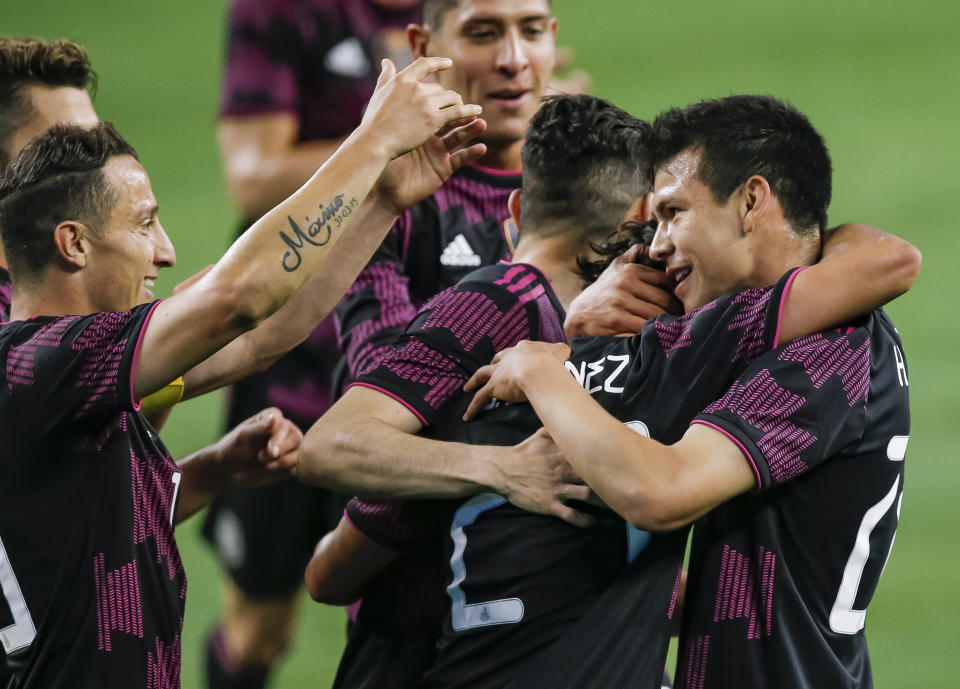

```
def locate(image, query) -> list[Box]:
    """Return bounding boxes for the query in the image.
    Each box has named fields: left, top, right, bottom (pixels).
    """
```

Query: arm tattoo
left=280, top=195, right=360, bottom=272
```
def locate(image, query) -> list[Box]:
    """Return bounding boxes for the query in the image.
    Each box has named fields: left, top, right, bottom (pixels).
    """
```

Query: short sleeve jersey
left=336, top=166, right=522, bottom=381
left=0, top=266, right=12, bottom=323
left=0, top=304, right=186, bottom=689
left=335, top=261, right=566, bottom=689
left=423, top=270, right=805, bottom=689
left=220, top=0, right=419, bottom=142
left=674, top=310, right=909, bottom=689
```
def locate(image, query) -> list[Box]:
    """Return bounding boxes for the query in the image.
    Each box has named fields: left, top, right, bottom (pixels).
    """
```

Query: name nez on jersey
left=565, top=354, right=630, bottom=395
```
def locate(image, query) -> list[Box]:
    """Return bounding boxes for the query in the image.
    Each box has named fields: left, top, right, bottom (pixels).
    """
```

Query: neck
left=476, top=138, right=524, bottom=172
left=0, top=241, right=6, bottom=270
left=9, top=272, right=96, bottom=321
left=511, top=234, right=585, bottom=310
left=749, top=224, right=822, bottom=287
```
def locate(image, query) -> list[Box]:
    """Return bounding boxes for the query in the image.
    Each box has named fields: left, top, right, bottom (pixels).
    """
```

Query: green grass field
left=6, top=0, right=959, bottom=685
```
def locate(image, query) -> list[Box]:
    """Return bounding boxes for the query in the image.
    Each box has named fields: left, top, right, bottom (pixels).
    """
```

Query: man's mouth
left=488, top=89, right=530, bottom=108
left=143, top=277, right=156, bottom=296
left=668, top=266, right=692, bottom=293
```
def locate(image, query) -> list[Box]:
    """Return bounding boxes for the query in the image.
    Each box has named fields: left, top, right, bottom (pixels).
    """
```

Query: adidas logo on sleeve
left=440, top=234, right=482, bottom=267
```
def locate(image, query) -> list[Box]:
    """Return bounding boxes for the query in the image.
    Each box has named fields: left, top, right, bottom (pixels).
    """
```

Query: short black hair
left=650, top=94, right=832, bottom=234
left=520, top=94, right=652, bottom=247
left=0, top=122, right=137, bottom=281
left=421, top=0, right=553, bottom=29
left=0, top=37, right=96, bottom=170
left=576, top=219, right=661, bottom=284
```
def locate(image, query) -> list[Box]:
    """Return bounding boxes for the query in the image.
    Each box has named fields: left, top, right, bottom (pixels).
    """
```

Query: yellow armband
left=139, top=376, right=185, bottom=414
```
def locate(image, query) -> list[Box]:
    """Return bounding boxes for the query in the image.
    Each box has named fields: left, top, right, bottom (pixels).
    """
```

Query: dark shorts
left=201, top=327, right=346, bottom=598
left=201, top=477, right=347, bottom=598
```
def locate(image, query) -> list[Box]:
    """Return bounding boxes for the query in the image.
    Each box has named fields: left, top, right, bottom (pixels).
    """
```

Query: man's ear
left=741, top=175, right=772, bottom=235
left=508, top=188, right=522, bottom=226
left=407, top=24, right=431, bottom=59
left=52, top=220, right=91, bottom=269
left=627, top=192, right=654, bottom=223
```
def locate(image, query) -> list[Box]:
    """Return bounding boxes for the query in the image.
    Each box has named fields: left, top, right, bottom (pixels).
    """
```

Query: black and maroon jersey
left=0, top=304, right=185, bottom=689
left=673, top=310, right=909, bottom=689
left=0, top=266, right=11, bottom=322
left=220, top=0, right=419, bottom=141
left=334, top=261, right=565, bottom=689
left=423, top=270, right=805, bottom=689
left=336, top=166, right=521, bottom=380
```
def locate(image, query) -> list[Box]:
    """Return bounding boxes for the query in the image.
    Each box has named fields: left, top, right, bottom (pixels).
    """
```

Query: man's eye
left=467, top=30, right=496, bottom=40
left=524, top=27, right=545, bottom=38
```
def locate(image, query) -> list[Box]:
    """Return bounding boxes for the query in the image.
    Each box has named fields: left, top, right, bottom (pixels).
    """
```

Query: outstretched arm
left=132, top=58, right=481, bottom=400
left=299, top=386, right=594, bottom=526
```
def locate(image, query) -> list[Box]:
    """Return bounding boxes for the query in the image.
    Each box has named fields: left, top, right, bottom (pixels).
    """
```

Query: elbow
left=304, top=553, right=359, bottom=606
left=619, top=483, right=696, bottom=533
left=297, top=421, right=348, bottom=488
left=890, top=241, right=922, bottom=296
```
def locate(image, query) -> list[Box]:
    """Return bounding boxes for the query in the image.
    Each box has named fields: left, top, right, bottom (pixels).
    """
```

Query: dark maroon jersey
left=674, top=310, right=909, bottom=689
left=220, top=0, right=419, bottom=142
left=335, top=261, right=566, bottom=689
left=425, top=270, right=805, bottom=689
left=0, top=266, right=11, bottom=322
left=336, top=165, right=522, bottom=380
left=0, top=303, right=186, bottom=689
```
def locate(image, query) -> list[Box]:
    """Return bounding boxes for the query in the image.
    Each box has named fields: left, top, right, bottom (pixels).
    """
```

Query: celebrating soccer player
left=0, top=56, right=484, bottom=689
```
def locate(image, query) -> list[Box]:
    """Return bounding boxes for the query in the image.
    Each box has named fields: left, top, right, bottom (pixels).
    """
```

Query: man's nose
left=649, top=225, right=673, bottom=262
left=496, top=27, right=530, bottom=75
left=154, top=222, right=177, bottom=268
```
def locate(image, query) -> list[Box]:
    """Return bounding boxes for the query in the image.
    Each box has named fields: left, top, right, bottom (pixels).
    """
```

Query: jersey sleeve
left=345, top=497, right=447, bottom=555
left=348, top=270, right=542, bottom=427
left=219, top=0, right=302, bottom=118
left=693, top=324, right=871, bottom=491
left=5, top=302, right=161, bottom=431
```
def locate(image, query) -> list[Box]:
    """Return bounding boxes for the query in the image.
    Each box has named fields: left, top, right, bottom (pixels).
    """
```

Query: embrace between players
left=0, top=3, right=918, bottom=688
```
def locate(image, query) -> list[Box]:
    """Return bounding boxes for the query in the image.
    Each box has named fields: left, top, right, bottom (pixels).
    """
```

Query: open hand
left=361, top=57, right=483, bottom=161
left=494, top=428, right=596, bottom=528
left=463, top=341, right=571, bottom=420
left=375, top=117, right=488, bottom=214
left=564, top=244, right=680, bottom=338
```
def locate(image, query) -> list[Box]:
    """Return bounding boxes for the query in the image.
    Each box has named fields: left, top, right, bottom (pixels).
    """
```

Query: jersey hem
left=773, top=266, right=809, bottom=348
left=690, top=418, right=763, bottom=490
left=130, top=299, right=165, bottom=412
left=346, top=381, right=430, bottom=427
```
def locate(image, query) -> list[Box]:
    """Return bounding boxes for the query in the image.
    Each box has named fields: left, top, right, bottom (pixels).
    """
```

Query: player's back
left=675, top=309, right=909, bottom=688
left=423, top=271, right=804, bottom=689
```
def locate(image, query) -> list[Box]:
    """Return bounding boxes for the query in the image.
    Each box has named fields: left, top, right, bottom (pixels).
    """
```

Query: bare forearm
left=173, top=445, right=228, bottom=524
left=517, top=361, right=680, bottom=526
left=181, top=195, right=400, bottom=400
left=300, top=414, right=501, bottom=498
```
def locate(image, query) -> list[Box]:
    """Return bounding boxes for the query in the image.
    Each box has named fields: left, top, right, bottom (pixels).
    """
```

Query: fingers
left=264, top=418, right=302, bottom=460
left=375, top=58, right=397, bottom=89
left=448, top=143, right=487, bottom=173
left=463, top=383, right=494, bottom=421
left=551, top=502, right=595, bottom=528
left=402, top=56, right=454, bottom=81
left=438, top=103, right=483, bottom=127
left=441, top=118, right=487, bottom=151
left=555, top=484, right=593, bottom=503
left=463, top=364, right=494, bottom=393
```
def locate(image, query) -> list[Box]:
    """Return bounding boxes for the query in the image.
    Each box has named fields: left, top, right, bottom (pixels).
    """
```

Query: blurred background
left=5, top=0, right=958, bottom=686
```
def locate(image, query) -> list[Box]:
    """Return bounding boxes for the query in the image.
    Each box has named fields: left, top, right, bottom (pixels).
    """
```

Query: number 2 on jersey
left=0, top=533, right=36, bottom=655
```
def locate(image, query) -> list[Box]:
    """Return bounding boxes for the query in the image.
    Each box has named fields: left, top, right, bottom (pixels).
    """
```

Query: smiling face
left=422, top=0, right=557, bottom=151
left=649, top=148, right=752, bottom=312
left=85, top=156, right=176, bottom=312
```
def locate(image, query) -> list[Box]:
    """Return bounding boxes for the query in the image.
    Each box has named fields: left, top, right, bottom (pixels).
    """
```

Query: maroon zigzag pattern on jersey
left=5, top=316, right=78, bottom=387
left=130, top=448, right=184, bottom=581
left=146, top=636, right=181, bottom=689
left=655, top=302, right=715, bottom=357
left=704, top=369, right=816, bottom=483
left=435, top=174, right=514, bottom=228
left=668, top=564, right=684, bottom=620
left=728, top=287, right=775, bottom=362
left=345, top=261, right=418, bottom=376
left=778, top=332, right=871, bottom=406
left=383, top=340, right=462, bottom=410
left=93, top=554, right=143, bottom=651
left=712, top=544, right=776, bottom=639
left=679, top=634, right=710, bottom=689
left=421, top=288, right=531, bottom=352
left=73, top=311, right=132, bottom=416
left=534, top=289, right=565, bottom=343
left=0, top=270, right=11, bottom=322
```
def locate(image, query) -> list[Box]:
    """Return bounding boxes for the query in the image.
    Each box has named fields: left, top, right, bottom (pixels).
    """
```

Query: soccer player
left=0, top=37, right=98, bottom=321
left=465, top=95, right=919, bottom=688
left=301, top=93, right=656, bottom=688
left=0, top=57, right=484, bottom=689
